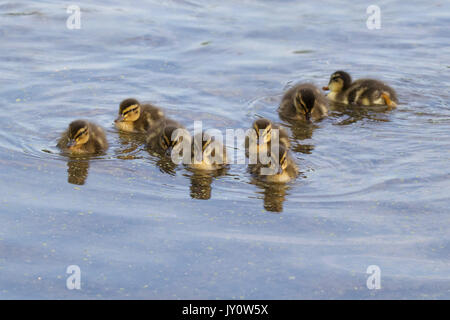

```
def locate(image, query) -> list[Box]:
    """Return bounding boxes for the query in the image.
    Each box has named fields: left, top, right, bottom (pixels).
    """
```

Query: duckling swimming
left=57, top=120, right=108, bottom=154
left=323, top=70, right=398, bottom=107
left=278, top=83, right=328, bottom=122
left=249, top=144, right=298, bottom=183
left=189, top=131, right=228, bottom=171
left=114, top=98, right=166, bottom=133
left=147, top=124, right=188, bottom=155
left=245, top=118, right=290, bottom=157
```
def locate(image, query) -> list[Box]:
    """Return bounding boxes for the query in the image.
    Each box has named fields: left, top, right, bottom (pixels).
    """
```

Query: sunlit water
left=0, top=0, right=449, bottom=299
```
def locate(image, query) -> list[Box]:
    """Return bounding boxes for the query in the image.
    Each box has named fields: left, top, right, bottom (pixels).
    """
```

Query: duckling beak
left=305, top=113, right=311, bottom=122
left=277, top=164, right=284, bottom=174
left=322, top=86, right=329, bottom=91
left=114, top=115, right=125, bottom=123
left=67, top=140, right=77, bottom=149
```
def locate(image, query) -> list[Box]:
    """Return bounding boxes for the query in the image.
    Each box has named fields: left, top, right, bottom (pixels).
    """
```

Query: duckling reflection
left=66, top=156, right=90, bottom=185
left=251, top=178, right=291, bottom=213
left=186, top=168, right=228, bottom=200
left=115, top=130, right=147, bottom=160
left=328, top=100, right=392, bottom=125
left=288, top=123, right=317, bottom=154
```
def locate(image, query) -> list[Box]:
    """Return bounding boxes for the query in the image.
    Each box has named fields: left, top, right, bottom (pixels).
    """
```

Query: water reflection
left=287, top=123, right=317, bottom=154
left=148, top=151, right=178, bottom=175
left=251, top=178, right=291, bottom=213
left=185, top=168, right=228, bottom=200
left=329, top=102, right=391, bottom=125
left=115, top=131, right=146, bottom=160
left=66, top=156, right=90, bottom=185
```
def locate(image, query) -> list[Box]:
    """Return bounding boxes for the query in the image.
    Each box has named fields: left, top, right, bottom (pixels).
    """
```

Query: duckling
left=146, top=124, right=188, bottom=155
left=249, top=144, right=298, bottom=183
left=57, top=120, right=108, bottom=154
left=279, top=83, right=328, bottom=122
left=189, top=131, right=227, bottom=171
left=114, top=98, right=166, bottom=133
left=245, top=118, right=290, bottom=157
left=323, top=70, right=398, bottom=107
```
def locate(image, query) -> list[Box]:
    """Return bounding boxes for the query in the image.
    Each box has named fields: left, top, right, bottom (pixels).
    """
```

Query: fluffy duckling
left=278, top=83, right=328, bottom=122
left=245, top=118, right=290, bottom=157
left=57, top=120, right=108, bottom=154
left=323, top=70, right=398, bottom=107
left=114, top=98, right=166, bottom=133
left=189, top=132, right=227, bottom=171
left=147, top=124, right=188, bottom=155
left=249, top=144, right=298, bottom=183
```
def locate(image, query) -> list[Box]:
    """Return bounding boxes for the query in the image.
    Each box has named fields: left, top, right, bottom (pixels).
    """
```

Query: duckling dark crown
left=298, top=88, right=315, bottom=111
left=119, top=98, right=140, bottom=113
left=69, top=120, right=88, bottom=137
left=254, top=118, right=272, bottom=130
left=331, top=70, right=352, bottom=89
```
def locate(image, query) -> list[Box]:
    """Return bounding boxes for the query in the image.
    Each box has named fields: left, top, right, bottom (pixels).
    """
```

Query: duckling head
left=159, top=125, right=185, bottom=153
left=192, top=132, right=212, bottom=159
left=323, top=70, right=352, bottom=93
left=253, top=118, right=273, bottom=145
left=66, top=120, right=90, bottom=150
left=294, top=88, right=315, bottom=121
left=277, top=145, right=289, bottom=173
left=115, top=98, right=141, bottom=123
left=191, top=131, right=223, bottom=165
left=265, top=144, right=289, bottom=174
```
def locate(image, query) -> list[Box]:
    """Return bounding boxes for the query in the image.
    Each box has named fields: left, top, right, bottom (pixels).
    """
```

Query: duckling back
left=88, top=122, right=109, bottom=153
left=137, top=103, right=166, bottom=132
left=346, top=79, right=398, bottom=107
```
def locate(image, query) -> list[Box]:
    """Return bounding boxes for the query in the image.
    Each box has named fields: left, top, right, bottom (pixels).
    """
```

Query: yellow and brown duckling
left=245, top=118, right=290, bottom=157
left=189, top=131, right=228, bottom=171
left=57, top=120, right=108, bottom=154
left=278, top=83, right=328, bottom=122
left=114, top=98, right=166, bottom=133
left=147, top=124, right=188, bottom=155
left=323, top=70, right=398, bottom=107
left=249, top=144, right=298, bottom=183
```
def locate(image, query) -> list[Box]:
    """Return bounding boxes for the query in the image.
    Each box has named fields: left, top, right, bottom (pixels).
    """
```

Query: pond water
left=0, top=0, right=449, bottom=299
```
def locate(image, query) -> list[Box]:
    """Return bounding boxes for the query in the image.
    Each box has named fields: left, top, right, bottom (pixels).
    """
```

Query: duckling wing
left=89, top=123, right=109, bottom=153
left=346, top=79, right=398, bottom=105
left=57, top=129, right=70, bottom=149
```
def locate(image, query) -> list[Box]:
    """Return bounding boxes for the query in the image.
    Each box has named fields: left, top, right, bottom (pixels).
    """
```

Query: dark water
left=0, top=0, right=449, bottom=299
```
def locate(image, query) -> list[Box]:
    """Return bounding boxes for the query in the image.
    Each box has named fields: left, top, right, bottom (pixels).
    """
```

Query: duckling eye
left=123, top=107, right=138, bottom=116
left=203, top=139, right=211, bottom=151
left=162, top=135, right=170, bottom=148
left=74, top=129, right=87, bottom=140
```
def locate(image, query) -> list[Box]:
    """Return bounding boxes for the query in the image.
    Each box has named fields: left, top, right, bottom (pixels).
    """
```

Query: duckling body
left=248, top=145, right=298, bottom=183
left=114, top=98, right=166, bottom=133
left=245, top=118, right=290, bottom=158
left=278, top=83, right=328, bottom=122
left=57, top=120, right=108, bottom=154
left=189, top=132, right=227, bottom=171
left=323, top=71, right=398, bottom=107
left=146, top=123, right=187, bottom=155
